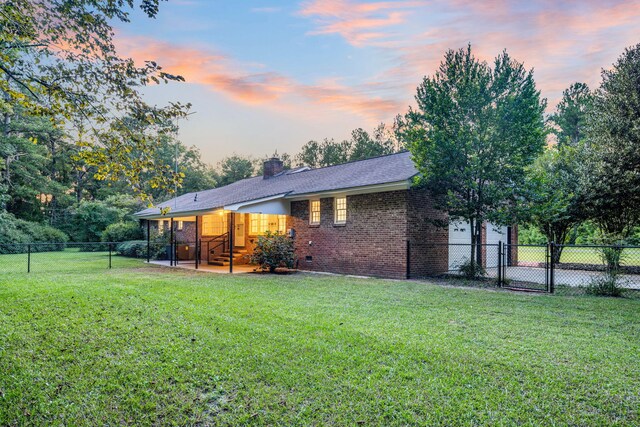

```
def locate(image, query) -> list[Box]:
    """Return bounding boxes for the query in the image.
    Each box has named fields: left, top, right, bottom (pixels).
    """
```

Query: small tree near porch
left=397, top=45, right=546, bottom=271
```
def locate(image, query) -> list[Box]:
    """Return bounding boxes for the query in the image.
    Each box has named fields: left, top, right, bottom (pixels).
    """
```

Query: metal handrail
left=206, top=232, right=229, bottom=262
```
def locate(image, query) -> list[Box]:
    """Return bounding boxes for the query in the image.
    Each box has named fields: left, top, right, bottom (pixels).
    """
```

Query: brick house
left=135, top=152, right=517, bottom=279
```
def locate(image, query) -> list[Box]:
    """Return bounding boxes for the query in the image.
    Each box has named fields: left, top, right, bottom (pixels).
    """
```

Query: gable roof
left=135, top=151, right=418, bottom=218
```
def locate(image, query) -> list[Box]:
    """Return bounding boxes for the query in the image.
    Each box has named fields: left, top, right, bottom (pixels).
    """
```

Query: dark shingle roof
left=135, top=151, right=418, bottom=217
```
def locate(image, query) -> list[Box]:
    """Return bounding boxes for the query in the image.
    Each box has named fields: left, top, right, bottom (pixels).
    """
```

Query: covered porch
left=138, top=195, right=291, bottom=273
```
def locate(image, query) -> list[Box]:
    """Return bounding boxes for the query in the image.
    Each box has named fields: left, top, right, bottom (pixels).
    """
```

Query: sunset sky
left=116, top=0, right=640, bottom=164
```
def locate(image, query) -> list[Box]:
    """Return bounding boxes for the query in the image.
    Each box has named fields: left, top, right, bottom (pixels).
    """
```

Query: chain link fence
left=3, top=240, right=640, bottom=298
left=408, top=242, right=640, bottom=298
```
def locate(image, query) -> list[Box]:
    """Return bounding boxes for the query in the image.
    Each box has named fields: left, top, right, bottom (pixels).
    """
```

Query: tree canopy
left=1, top=0, right=190, bottom=203
left=578, top=43, right=640, bottom=241
left=398, top=45, right=546, bottom=264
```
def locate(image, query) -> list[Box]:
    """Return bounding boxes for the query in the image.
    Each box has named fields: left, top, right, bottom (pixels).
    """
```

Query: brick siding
left=290, top=191, right=409, bottom=279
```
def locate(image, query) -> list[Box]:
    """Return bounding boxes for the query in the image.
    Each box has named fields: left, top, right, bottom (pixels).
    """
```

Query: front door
left=234, top=213, right=245, bottom=247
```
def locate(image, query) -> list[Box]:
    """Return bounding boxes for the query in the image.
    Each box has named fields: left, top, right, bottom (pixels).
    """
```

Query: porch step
left=209, top=260, right=230, bottom=266
left=220, top=250, right=247, bottom=257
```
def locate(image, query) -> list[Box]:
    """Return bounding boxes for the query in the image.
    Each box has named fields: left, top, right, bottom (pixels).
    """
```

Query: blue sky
left=114, top=0, right=640, bottom=164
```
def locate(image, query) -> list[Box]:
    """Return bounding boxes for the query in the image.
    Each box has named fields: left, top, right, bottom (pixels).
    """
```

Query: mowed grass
left=0, top=264, right=639, bottom=426
left=0, top=248, right=141, bottom=274
left=519, top=245, right=640, bottom=266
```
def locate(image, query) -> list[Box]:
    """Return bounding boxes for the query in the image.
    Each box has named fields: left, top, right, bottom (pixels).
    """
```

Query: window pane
left=202, top=213, right=227, bottom=235
left=335, top=197, right=346, bottom=223
left=310, top=200, right=320, bottom=224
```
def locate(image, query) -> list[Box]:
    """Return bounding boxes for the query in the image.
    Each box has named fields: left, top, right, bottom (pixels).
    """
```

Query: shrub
left=0, top=212, right=68, bottom=253
left=519, top=225, right=547, bottom=245
left=116, top=240, right=169, bottom=259
left=458, top=259, right=486, bottom=280
left=586, top=272, right=625, bottom=297
left=62, top=200, right=122, bottom=242
left=250, top=231, right=295, bottom=272
left=115, top=241, right=148, bottom=258
left=587, top=244, right=627, bottom=297
left=102, top=221, right=143, bottom=242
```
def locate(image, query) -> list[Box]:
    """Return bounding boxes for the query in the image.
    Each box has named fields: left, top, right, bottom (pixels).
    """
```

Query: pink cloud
left=299, top=0, right=425, bottom=46
left=115, top=34, right=401, bottom=123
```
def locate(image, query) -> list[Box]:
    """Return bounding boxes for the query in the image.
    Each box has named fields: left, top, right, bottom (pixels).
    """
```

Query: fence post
left=406, top=240, right=411, bottom=279
left=549, top=242, right=555, bottom=294
left=146, top=220, right=151, bottom=263
left=27, top=244, right=31, bottom=273
left=109, top=243, right=112, bottom=269
left=497, top=241, right=502, bottom=287
left=196, top=239, right=201, bottom=270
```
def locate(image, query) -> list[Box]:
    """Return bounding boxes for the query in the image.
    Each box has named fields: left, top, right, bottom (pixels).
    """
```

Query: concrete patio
left=149, top=260, right=257, bottom=274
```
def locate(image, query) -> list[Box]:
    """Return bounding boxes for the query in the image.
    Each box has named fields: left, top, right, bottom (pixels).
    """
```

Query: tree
left=548, top=82, right=593, bottom=147
left=1, top=0, right=189, bottom=203
left=296, top=138, right=351, bottom=168
left=525, top=145, right=581, bottom=262
left=348, top=126, right=394, bottom=161
left=578, top=43, right=640, bottom=242
left=0, top=104, right=72, bottom=221
left=216, top=155, right=255, bottom=186
left=398, top=45, right=546, bottom=268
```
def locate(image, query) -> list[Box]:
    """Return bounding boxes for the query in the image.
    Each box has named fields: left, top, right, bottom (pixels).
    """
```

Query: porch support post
left=146, top=220, right=151, bottom=263
left=195, top=216, right=199, bottom=269
left=229, top=212, right=234, bottom=274
left=170, top=217, right=174, bottom=266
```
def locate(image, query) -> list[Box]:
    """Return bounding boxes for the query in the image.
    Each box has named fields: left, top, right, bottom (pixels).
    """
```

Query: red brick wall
left=290, top=191, right=409, bottom=279
left=405, top=188, right=449, bottom=277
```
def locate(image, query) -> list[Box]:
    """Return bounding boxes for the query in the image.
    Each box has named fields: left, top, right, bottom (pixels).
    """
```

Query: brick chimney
left=263, top=157, right=284, bottom=179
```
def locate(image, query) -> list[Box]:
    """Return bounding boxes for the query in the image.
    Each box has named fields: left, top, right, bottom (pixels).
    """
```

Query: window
left=159, top=219, right=169, bottom=232
left=177, top=220, right=184, bottom=231
left=249, top=214, right=287, bottom=235
left=202, top=213, right=227, bottom=236
left=310, top=200, right=320, bottom=225
left=334, top=197, right=347, bottom=224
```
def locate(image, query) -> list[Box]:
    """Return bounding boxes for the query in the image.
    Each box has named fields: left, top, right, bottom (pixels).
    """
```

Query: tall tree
left=579, top=43, right=640, bottom=241
left=216, top=155, right=255, bottom=186
left=295, top=138, right=351, bottom=168
left=548, top=82, right=593, bottom=146
left=348, top=126, right=394, bottom=161
left=525, top=145, right=581, bottom=262
left=398, top=45, right=546, bottom=267
left=1, top=0, right=189, bottom=203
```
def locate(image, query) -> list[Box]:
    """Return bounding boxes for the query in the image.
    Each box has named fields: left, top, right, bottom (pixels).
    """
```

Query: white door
left=448, top=221, right=471, bottom=270
left=234, top=213, right=245, bottom=247
left=485, top=223, right=507, bottom=268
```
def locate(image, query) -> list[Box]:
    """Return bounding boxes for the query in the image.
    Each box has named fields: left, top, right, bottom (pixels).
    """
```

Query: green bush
left=115, top=241, right=148, bottom=258
left=62, top=200, right=123, bottom=242
left=102, top=221, right=143, bottom=242
left=586, top=272, right=625, bottom=297
left=518, top=225, right=547, bottom=245
left=458, top=259, right=487, bottom=280
left=116, top=240, right=168, bottom=259
left=250, top=231, right=295, bottom=272
left=0, top=212, right=68, bottom=253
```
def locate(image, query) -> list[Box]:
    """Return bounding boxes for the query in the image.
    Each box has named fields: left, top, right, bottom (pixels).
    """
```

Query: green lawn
left=1, top=264, right=639, bottom=426
left=519, top=245, right=640, bottom=266
left=0, top=248, right=142, bottom=274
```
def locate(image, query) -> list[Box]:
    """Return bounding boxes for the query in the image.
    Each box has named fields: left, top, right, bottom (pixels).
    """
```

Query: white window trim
left=309, top=199, right=321, bottom=225
left=334, top=196, right=347, bottom=225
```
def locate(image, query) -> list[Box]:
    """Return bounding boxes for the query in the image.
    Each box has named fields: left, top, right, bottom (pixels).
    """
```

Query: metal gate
left=498, top=242, right=552, bottom=293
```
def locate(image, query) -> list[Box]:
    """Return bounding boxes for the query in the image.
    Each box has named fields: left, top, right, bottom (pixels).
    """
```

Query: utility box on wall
left=177, top=244, right=195, bottom=261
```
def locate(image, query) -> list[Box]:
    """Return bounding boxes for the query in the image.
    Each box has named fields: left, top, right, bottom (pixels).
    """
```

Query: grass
left=0, top=248, right=141, bottom=274
left=518, top=245, right=640, bottom=266
left=0, top=261, right=639, bottom=425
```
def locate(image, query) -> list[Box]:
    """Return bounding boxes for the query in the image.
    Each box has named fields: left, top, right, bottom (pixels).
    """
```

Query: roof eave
left=285, top=179, right=413, bottom=201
